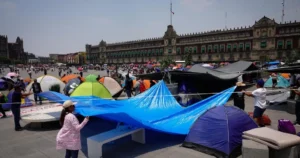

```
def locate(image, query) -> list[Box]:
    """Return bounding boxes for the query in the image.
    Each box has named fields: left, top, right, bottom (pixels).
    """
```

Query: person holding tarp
left=292, top=77, right=300, bottom=125
left=233, top=82, right=246, bottom=110
left=243, top=79, right=267, bottom=126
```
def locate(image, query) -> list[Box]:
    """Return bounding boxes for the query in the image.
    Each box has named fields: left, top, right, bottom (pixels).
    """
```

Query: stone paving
left=0, top=68, right=296, bottom=158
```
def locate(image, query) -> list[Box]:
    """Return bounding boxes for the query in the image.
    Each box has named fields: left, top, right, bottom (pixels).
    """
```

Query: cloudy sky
left=1, top=0, right=299, bottom=56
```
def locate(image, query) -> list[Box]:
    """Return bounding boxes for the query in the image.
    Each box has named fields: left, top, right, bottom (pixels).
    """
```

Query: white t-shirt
left=252, top=88, right=267, bottom=109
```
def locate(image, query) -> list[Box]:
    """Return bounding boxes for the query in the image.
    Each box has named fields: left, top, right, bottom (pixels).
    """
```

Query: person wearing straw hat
left=57, top=100, right=89, bottom=158
left=233, top=82, right=246, bottom=110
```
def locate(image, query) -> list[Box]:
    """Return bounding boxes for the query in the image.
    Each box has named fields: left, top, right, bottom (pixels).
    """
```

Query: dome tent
left=70, top=82, right=112, bottom=99
left=99, top=77, right=122, bottom=96
left=183, top=106, right=257, bottom=157
left=26, top=75, right=65, bottom=101
left=85, top=74, right=98, bottom=82
left=264, top=75, right=290, bottom=88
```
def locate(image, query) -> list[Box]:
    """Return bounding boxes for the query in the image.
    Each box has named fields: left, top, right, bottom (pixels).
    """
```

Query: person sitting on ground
left=57, top=100, right=89, bottom=158
left=243, top=79, right=267, bottom=127
left=233, top=82, right=246, bottom=110
left=271, top=73, right=278, bottom=88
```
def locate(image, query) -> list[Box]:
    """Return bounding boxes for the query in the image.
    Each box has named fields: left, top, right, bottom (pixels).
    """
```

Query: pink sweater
left=56, top=113, right=88, bottom=150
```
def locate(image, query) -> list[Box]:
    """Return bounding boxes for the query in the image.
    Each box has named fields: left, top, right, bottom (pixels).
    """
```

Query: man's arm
left=242, top=90, right=254, bottom=97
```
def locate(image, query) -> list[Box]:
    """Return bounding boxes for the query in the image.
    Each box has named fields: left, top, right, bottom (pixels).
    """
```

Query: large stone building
left=0, top=36, right=28, bottom=63
left=86, top=16, right=300, bottom=64
left=0, top=35, right=9, bottom=58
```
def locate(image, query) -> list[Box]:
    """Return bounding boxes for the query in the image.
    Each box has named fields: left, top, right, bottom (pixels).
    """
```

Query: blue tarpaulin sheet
left=39, top=81, right=235, bottom=135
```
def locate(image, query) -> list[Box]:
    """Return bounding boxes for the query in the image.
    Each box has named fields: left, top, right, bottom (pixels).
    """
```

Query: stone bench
left=87, top=125, right=145, bottom=158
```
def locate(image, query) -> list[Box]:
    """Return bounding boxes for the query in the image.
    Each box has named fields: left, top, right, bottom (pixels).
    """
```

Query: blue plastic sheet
left=39, top=81, right=235, bottom=135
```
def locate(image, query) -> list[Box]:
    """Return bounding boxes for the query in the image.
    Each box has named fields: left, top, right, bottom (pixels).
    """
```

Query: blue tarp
left=39, top=81, right=235, bottom=135
left=183, top=106, right=257, bottom=156
left=264, top=75, right=290, bottom=88
left=266, top=61, right=280, bottom=65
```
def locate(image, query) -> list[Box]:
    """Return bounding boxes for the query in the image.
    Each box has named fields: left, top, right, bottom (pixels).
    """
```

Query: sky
left=1, top=0, right=299, bottom=56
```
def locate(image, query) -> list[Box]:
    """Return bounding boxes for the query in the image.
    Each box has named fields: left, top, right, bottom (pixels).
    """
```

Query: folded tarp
left=243, top=127, right=300, bottom=150
left=39, top=81, right=235, bottom=135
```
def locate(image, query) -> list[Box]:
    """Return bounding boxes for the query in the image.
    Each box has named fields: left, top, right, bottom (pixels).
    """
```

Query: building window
left=214, top=45, right=218, bottom=53
left=245, top=43, right=251, bottom=51
left=168, top=49, right=172, bottom=53
left=286, top=40, right=292, bottom=49
left=208, top=45, right=212, bottom=53
left=176, top=48, right=181, bottom=54
left=277, top=41, right=283, bottom=49
left=227, top=44, right=231, bottom=52
left=185, top=47, right=189, bottom=53
left=260, top=41, right=267, bottom=48
left=220, top=45, right=225, bottom=52
left=189, top=47, right=193, bottom=53
left=201, top=46, right=206, bottom=53
left=257, top=31, right=259, bottom=36
left=233, top=44, right=237, bottom=52
left=239, top=43, right=244, bottom=51
left=193, top=47, right=197, bottom=53
left=269, top=30, right=271, bottom=36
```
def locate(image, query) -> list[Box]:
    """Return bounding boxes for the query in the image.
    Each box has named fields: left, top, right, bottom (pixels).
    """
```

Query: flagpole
left=170, top=0, right=172, bottom=25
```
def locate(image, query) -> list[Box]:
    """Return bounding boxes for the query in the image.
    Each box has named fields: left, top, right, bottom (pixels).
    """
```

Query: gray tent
left=217, top=61, right=258, bottom=73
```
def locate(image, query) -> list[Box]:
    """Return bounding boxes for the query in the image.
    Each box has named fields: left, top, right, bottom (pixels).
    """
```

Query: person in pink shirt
left=56, top=100, right=89, bottom=158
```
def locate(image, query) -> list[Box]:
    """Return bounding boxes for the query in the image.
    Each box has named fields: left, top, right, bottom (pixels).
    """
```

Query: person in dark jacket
left=30, top=79, right=43, bottom=105
left=233, top=82, right=246, bottom=110
left=124, top=74, right=133, bottom=98
left=0, top=92, right=7, bottom=118
left=150, top=80, right=156, bottom=87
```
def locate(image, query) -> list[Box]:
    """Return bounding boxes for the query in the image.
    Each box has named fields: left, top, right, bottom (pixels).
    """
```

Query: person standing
left=57, top=100, right=89, bottom=158
left=44, top=68, right=47, bottom=75
left=124, top=74, right=133, bottom=98
left=243, top=79, right=267, bottom=127
left=11, top=86, right=32, bottom=131
left=30, top=79, right=43, bottom=105
left=0, top=92, right=7, bottom=118
left=233, top=82, right=246, bottom=110
left=292, top=77, right=300, bottom=125
left=28, top=70, right=32, bottom=79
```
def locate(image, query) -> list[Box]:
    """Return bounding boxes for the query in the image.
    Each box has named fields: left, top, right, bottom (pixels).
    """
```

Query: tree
left=285, top=50, right=300, bottom=64
left=184, top=52, right=193, bottom=66
left=159, top=56, right=175, bottom=69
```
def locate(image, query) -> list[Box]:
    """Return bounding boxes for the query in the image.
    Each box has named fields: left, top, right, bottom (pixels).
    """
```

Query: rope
left=4, top=87, right=295, bottom=105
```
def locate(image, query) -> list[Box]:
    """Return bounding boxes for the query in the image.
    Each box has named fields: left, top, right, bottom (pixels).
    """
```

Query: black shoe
left=15, top=127, right=23, bottom=131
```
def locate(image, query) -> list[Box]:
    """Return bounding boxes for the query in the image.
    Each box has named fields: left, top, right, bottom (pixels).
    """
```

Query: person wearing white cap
left=56, top=100, right=89, bottom=158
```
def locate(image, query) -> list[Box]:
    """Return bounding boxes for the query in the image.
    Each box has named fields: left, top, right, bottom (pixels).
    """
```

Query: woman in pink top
left=56, top=100, right=89, bottom=158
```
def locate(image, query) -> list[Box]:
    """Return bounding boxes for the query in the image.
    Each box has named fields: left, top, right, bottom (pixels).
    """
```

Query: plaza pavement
left=0, top=68, right=296, bottom=158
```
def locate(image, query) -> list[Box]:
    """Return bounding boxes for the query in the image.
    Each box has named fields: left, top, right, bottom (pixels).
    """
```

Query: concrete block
left=242, top=139, right=269, bottom=158
left=269, top=145, right=300, bottom=158
left=286, top=99, right=295, bottom=114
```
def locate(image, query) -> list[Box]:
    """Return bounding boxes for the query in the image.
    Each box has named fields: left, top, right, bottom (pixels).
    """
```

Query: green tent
left=85, top=74, right=98, bottom=82
left=71, top=82, right=112, bottom=99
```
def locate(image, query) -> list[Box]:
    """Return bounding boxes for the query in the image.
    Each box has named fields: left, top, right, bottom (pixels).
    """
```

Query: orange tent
left=281, top=73, right=290, bottom=79
left=61, top=74, right=84, bottom=83
left=133, top=80, right=156, bottom=90
left=99, top=77, right=105, bottom=83
left=23, top=77, right=31, bottom=83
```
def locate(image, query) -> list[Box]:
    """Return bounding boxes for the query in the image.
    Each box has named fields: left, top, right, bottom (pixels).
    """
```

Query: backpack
left=278, top=119, right=296, bottom=135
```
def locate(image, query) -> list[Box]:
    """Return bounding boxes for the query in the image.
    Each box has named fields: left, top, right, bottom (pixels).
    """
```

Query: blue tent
left=264, top=75, right=290, bottom=88
left=183, top=106, right=257, bottom=157
left=2, top=89, right=33, bottom=110
left=39, top=81, right=236, bottom=135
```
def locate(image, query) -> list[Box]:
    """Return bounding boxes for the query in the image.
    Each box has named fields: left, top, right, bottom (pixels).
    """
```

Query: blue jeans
left=11, top=106, right=21, bottom=129
left=65, top=149, right=78, bottom=158
left=34, top=93, right=42, bottom=105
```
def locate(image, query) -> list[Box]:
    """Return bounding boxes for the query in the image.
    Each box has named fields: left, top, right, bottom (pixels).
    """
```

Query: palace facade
left=85, top=16, right=300, bottom=64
